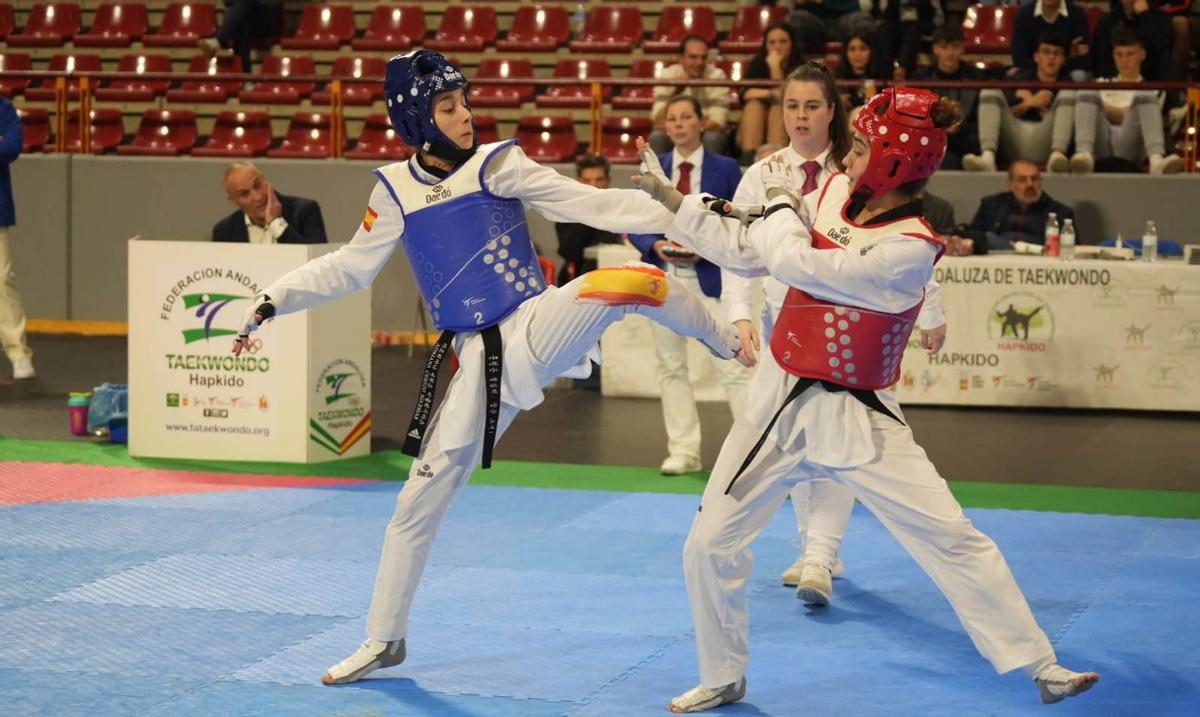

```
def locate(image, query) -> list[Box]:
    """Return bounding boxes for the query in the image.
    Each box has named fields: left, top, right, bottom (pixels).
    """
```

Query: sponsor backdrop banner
left=895, top=256, right=1200, bottom=411
left=599, top=248, right=1199, bottom=412
left=128, top=241, right=372, bottom=462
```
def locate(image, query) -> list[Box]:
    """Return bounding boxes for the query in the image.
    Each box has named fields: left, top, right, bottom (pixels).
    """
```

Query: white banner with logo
left=599, top=249, right=1200, bottom=412
left=128, top=240, right=372, bottom=462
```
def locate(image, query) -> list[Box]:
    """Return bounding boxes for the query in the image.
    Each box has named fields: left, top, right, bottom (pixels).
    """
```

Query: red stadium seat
left=600, top=116, right=652, bottom=164
left=535, top=59, right=612, bottom=108
left=612, top=59, right=666, bottom=110
left=166, top=54, right=243, bottom=102
left=962, top=4, right=1016, bottom=55
left=8, top=2, right=81, bottom=46
left=192, top=110, right=274, bottom=157
left=16, top=108, right=50, bottom=152
left=238, top=55, right=318, bottom=104
left=56, top=107, right=125, bottom=153
left=75, top=2, right=149, bottom=47
left=267, top=112, right=343, bottom=158
left=714, top=58, right=748, bottom=110
left=281, top=3, right=356, bottom=50
left=351, top=4, right=424, bottom=51
left=474, top=114, right=499, bottom=144
left=569, top=6, right=643, bottom=53
left=514, top=115, right=577, bottom=163
left=719, top=5, right=789, bottom=54
left=95, top=54, right=172, bottom=101
left=496, top=5, right=569, bottom=52
left=143, top=3, right=217, bottom=47
left=311, top=56, right=387, bottom=106
left=0, top=53, right=32, bottom=98
left=24, top=53, right=103, bottom=101
left=643, top=6, right=717, bottom=54
left=344, top=113, right=413, bottom=161
left=0, top=4, right=15, bottom=39
left=425, top=5, right=497, bottom=52
left=469, top=58, right=535, bottom=108
left=117, top=109, right=197, bottom=156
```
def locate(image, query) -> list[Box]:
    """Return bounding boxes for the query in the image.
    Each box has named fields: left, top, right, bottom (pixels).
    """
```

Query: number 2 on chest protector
left=474, top=311, right=484, bottom=325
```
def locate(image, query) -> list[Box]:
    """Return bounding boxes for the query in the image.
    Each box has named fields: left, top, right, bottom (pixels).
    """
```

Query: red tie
left=677, top=161, right=693, bottom=195
left=801, top=160, right=822, bottom=196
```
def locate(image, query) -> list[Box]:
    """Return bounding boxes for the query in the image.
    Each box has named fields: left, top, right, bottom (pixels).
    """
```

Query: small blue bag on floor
left=87, top=383, right=128, bottom=435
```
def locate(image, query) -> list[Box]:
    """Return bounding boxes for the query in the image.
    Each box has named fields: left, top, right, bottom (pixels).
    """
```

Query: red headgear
left=850, top=87, right=947, bottom=200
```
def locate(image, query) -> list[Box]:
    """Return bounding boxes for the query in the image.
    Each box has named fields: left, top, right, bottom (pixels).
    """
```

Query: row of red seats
left=0, top=52, right=778, bottom=110
left=16, top=108, right=644, bottom=164
left=0, top=3, right=782, bottom=54
left=963, top=4, right=1105, bottom=54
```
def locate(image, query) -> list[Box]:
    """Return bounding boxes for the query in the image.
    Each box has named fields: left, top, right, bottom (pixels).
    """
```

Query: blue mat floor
left=1, top=480, right=1198, bottom=716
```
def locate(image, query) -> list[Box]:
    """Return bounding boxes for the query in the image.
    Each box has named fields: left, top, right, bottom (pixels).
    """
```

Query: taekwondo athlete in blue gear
left=232, top=48, right=749, bottom=686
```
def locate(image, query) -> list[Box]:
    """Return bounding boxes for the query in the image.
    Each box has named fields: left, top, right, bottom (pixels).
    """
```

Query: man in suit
left=554, top=154, right=624, bottom=285
left=963, top=160, right=1075, bottom=253
left=629, top=95, right=753, bottom=475
left=212, top=162, right=328, bottom=244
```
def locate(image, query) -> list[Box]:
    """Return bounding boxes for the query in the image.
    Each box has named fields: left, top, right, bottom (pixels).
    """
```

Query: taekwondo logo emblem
left=159, top=268, right=262, bottom=345
left=312, top=358, right=371, bottom=456
left=180, top=292, right=252, bottom=344
left=1148, top=359, right=1186, bottom=389
left=323, top=372, right=356, bottom=405
left=988, top=292, right=1054, bottom=351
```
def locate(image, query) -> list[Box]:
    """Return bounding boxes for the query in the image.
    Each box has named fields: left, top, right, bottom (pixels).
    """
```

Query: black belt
left=724, top=376, right=902, bottom=496
left=402, top=325, right=504, bottom=469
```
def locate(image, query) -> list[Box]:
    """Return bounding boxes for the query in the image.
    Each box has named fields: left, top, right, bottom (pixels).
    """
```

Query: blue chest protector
left=382, top=140, right=546, bottom=332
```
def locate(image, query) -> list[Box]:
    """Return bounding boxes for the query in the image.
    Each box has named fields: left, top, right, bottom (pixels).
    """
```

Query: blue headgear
left=385, top=50, right=476, bottom=162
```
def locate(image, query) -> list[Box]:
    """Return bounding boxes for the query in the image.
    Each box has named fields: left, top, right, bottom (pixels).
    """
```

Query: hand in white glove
left=760, top=155, right=799, bottom=207
left=701, top=195, right=764, bottom=225
left=631, top=137, right=683, bottom=213
left=232, top=294, right=275, bottom=356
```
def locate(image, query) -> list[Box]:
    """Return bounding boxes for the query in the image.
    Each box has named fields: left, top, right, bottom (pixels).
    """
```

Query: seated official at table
left=961, top=159, right=1073, bottom=254
left=212, top=162, right=327, bottom=244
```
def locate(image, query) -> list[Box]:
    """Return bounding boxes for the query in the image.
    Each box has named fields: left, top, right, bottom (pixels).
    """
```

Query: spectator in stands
left=212, top=162, right=328, bottom=244
left=737, top=23, right=808, bottom=165
left=1012, top=0, right=1093, bottom=78
left=965, top=32, right=1076, bottom=173
left=863, top=0, right=945, bottom=79
left=1093, top=0, right=1177, bottom=81
left=1160, top=0, right=1193, bottom=79
left=963, top=160, right=1074, bottom=252
left=0, top=96, right=33, bottom=381
left=649, top=36, right=731, bottom=156
left=554, top=155, right=623, bottom=285
left=1071, top=30, right=1184, bottom=173
left=834, top=30, right=880, bottom=109
left=628, top=95, right=750, bottom=476
left=787, top=0, right=874, bottom=51
left=914, top=24, right=984, bottom=168
left=198, top=0, right=283, bottom=72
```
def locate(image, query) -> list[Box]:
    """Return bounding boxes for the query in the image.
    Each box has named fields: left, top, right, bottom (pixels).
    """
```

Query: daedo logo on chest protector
left=425, top=184, right=452, bottom=205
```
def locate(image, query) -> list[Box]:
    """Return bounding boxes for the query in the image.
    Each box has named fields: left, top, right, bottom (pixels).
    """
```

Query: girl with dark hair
left=636, top=88, right=1099, bottom=714
left=736, top=22, right=807, bottom=163
left=835, top=30, right=879, bottom=109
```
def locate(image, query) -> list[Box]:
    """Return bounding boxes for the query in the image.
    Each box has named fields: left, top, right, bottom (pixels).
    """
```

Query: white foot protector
left=1035, top=664, right=1099, bottom=704
left=668, top=677, right=747, bottom=713
left=321, top=638, right=406, bottom=685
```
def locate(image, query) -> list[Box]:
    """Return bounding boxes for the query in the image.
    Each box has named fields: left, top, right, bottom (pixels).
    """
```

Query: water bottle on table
left=1060, top=218, right=1075, bottom=261
left=1142, top=220, right=1158, bottom=262
left=1044, top=212, right=1060, bottom=257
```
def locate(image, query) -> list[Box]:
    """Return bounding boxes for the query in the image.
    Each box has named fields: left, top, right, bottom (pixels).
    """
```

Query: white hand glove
left=633, top=142, right=683, bottom=212
left=701, top=196, right=765, bottom=225
left=760, top=155, right=799, bottom=207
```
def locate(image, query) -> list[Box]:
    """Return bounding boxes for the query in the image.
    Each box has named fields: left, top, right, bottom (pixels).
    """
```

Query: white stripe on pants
left=684, top=410, right=1055, bottom=688
left=367, top=265, right=732, bottom=640
left=0, top=227, right=31, bottom=364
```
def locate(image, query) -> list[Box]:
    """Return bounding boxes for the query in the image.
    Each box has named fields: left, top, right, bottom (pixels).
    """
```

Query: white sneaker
left=962, top=150, right=996, bottom=172
left=1046, top=150, right=1070, bottom=173
left=781, top=554, right=844, bottom=585
left=1069, top=151, right=1094, bottom=174
left=1034, top=663, right=1099, bottom=704
left=12, top=357, right=34, bottom=380
left=321, top=638, right=405, bottom=685
left=660, top=454, right=703, bottom=475
left=1149, top=153, right=1184, bottom=174
left=794, top=560, right=832, bottom=606
left=667, top=677, right=747, bottom=713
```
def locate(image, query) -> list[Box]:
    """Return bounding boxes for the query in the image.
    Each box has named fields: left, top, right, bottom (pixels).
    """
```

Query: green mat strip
left=1, top=436, right=1197, bottom=519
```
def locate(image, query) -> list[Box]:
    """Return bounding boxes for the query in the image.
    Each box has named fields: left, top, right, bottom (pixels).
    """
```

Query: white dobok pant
left=787, top=477, right=856, bottom=568
left=365, top=265, right=731, bottom=641
left=685, top=399, right=1056, bottom=688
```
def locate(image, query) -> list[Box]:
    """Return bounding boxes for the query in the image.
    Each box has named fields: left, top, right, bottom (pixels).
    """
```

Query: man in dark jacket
left=1012, top=0, right=1094, bottom=77
left=554, top=154, right=622, bottom=285
left=1093, top=0, right=1176, bottom=81
left=0, top=96, right=33, bottom=380
left=964, top=160, right=1075, bottom=253
left=212, top=162, right=327, bottom=244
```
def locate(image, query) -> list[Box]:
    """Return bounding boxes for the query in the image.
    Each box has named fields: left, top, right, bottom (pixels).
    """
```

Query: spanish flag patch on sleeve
left=362, top=206, right=378, bottom=232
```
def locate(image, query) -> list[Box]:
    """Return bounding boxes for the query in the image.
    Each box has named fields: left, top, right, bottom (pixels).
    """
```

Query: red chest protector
left=769, top=175, right=945, bottom=390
